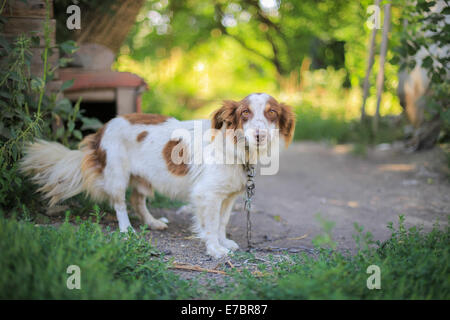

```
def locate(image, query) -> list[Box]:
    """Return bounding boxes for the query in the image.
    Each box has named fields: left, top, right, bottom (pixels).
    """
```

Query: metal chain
left=243, top=162, right=255, bottom=250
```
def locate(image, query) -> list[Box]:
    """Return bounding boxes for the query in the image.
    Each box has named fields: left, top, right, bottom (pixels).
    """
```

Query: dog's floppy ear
left=279, top=103, right=296, bottom=147
left=211, top=100, right=240, bottom=130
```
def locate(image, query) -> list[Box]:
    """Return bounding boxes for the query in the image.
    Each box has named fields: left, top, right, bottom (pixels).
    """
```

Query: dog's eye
left=269, top=109, right=277, bottom=116
left=242, top=110, right=250, bottom=117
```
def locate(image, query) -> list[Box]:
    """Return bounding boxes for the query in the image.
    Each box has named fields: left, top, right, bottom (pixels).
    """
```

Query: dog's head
left=211, top=93, right=296, bottom=151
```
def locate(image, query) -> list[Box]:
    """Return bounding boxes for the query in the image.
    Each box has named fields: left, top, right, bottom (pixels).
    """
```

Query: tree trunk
left=373, top=3, right=391, bottom=134
left=361, top=0, right=380, bottom=122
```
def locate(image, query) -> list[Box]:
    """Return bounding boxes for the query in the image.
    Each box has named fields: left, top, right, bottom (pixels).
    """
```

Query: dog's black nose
left=254, top=130, right=267, bottom=143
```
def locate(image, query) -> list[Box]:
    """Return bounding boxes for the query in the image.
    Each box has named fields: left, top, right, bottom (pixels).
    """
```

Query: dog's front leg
left=219, top=195, right=239, bottom=251
left=194, top=196, right=230, bottom=258
left=114, top=200, right=134, bottom=233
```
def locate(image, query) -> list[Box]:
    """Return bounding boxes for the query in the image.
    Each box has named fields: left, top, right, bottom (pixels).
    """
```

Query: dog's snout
left=254, top=129, right=267, bottom=143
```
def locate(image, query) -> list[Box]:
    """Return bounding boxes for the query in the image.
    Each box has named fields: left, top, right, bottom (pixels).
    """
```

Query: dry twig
left=170, top=262, right=227, bottom=275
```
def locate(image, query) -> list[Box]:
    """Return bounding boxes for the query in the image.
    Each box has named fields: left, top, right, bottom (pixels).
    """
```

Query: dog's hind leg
left=99, top=142, right=134, bottom=233
left=130, top=176, right=167, bottom=230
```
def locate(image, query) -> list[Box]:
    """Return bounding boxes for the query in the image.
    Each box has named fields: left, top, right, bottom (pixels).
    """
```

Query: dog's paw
left=220, top=238, right=239, bottom=251
left=207, top=244, right=230, bottom=259
left=148, top=219, right=168, bottom=230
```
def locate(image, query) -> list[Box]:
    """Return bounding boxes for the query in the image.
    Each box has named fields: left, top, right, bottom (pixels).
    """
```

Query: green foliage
left=218, top=216, right=450, bottom=299
left=0, top=8, right=102, bottom=216
left=125, top=0, right=361, bottom=75
left=150, top=192, right=185, bottom=209
left=312, top=213, right=337, bottom=250
left=0, top=216, right=197, bottom=299
left=392, top=0, right=450, bottom=141
left=116, top=0, right=403, bottom=127
left=0, top=212, right=447, bottom=299
left=293, top=102, right=405, bottom=145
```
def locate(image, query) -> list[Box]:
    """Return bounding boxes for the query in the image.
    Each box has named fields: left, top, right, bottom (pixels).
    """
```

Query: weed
left=0, top=214, right=448, bottom=299
left=217, top=216, right=449, bottom=299
left=0, top=216, right=198, bottom=299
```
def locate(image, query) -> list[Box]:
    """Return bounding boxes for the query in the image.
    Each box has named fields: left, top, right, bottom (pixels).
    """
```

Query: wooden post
left=361, top=0, right=380, bottom=122
left=116, top=87, right=136, bottom=115
left=373, top=3, right=391, bottom=134
left=1, top=0, right=58, bottom=79
left=1, top=0, right=62, bottom=99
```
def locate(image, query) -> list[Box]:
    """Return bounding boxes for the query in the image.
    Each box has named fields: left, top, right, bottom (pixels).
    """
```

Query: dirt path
left=239, top=142, right=449, bottom=251
left=122, top=142, right=450, bottom=280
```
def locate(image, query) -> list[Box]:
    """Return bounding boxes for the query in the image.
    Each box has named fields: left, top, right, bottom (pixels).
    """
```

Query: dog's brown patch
left=130, top=174, right=154, bottom=199
left=130, top=175, right=153, bottom=215
left=211, top=99, right=251, bottom=144
left=162, top=139, right=189, bottom=176
left=130, top=174, right=152, bottom=190
left=264, top=97, right=281, bottom=122
left=122, top=113, right=169, bottom=125
left=80, top=125, right=107, bottom=174
left=263, top=96, right=296, bottom=147
left=136, top=131, right=148, bottom=142
left=278, top=102, right=296, bottom=147
left=211, top=100, right=251, bottom=131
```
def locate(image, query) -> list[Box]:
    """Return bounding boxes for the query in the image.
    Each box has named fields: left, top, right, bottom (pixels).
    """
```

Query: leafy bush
left=0, top=9, right=101, bottom=216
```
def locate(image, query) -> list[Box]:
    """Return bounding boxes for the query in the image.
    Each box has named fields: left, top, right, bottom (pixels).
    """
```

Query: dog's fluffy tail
left=20, top=139, right=96, bottom=206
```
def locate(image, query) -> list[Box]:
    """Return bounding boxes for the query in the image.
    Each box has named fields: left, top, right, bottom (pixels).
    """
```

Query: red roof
left=59, top=68, right=148, bottom=92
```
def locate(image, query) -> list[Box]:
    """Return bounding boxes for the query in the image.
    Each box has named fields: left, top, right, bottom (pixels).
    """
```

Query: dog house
left=59, top=42, right=147, bottom=122
left=1, top=0, right=147, bottom=124
left=60, top=0, right=146, bottom=122
left=60, top=67, right=146, bottom=117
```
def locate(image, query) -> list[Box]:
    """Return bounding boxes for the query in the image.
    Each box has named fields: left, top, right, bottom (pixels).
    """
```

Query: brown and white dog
left=21, top=93, right=295, bottom=258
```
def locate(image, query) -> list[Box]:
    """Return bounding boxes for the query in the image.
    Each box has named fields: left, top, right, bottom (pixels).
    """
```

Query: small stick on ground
left=170, top=262, right=227, bottom=275
left=287, top=233, right=309, bottom=241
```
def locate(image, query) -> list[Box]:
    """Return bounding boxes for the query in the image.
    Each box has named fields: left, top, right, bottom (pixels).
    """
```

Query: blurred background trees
left=29, top=0, right=450, bottom=148
left=394, top=0, right=449, bottom=150
left=109, top=0, right=405, bottom=127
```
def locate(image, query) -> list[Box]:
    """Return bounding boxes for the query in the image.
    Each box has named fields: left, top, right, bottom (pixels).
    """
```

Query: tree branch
left=214, top=3, right=284, bottom=74
left=242, top=0, right=287, bottom=74
left=265, top=32, right=284, bottom=74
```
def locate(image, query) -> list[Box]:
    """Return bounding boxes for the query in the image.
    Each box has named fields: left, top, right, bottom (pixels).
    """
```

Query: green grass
left=0, top=215, right=197, bottom=299
left=0, top=214, right=448, bottom=299
left=217, top=216, right=450, bottom=299
left=20, top=190, right=185, bottom=222
left=293, top=103, right=406, bottom=146
left=150, top=192, right=185, bottom=209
